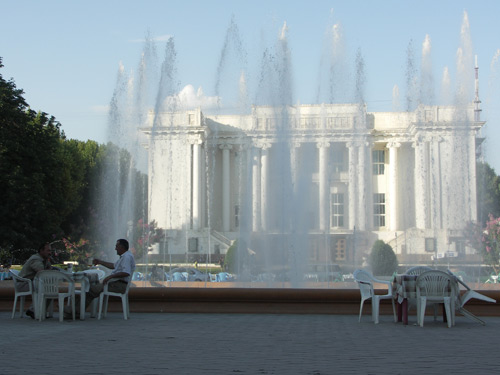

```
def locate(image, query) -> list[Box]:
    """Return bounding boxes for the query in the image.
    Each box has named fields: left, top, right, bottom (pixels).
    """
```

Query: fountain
left=103, top=11, right=486, bottom=287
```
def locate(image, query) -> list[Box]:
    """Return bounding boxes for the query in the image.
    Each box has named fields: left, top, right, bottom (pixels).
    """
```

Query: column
left=252, top=146, right=261, bottom=232
left=200, top=144, right=206, bottom=228
left=468, top=132, right=477, bottom=222
left=220, top=143, right=232, bottom=232
left=430, top=137, right=442, bottom=229
left=357, top=141, right=367, bottom=231
left=347, top=142, right=358, bottom=230
left=317, top=141, right=330, bottom=231
left=290, top=141, right=301, bottom=195
left=387, top=142, right=400, bottom=231
left=413, top=138, right=428, bottom=229
left=260, top=143, right=271, bottom=231
left=190, top=138, right=203, bottom=230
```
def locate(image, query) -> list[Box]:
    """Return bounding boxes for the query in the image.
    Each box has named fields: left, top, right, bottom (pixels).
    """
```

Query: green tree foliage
left=0, top=58, right=148, bottom=264
left=130, top=219, right=162, bottom=260
left=224, top=239, right=256, bottom=276
left=369, top=240, right=398, bottom=276
left=0, top=58, right=77, bottom=249
left=476, top=161, right=500, bottom=226
left=224, top=240, right=238, bottom=273
left=464, top=215, right=500, bottom=273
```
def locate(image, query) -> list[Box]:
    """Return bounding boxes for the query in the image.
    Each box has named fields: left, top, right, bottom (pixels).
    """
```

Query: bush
left=224, top=240, right=238, bottom=273
left=369, top=240, right=398, bottom=276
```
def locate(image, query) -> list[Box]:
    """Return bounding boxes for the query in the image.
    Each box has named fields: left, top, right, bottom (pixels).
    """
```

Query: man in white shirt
left=65, top=238, right=135, bottom=318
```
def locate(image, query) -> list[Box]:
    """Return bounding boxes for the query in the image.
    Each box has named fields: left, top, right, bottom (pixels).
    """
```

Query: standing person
left=18, top=242, right=53, bottom=319
left=65, top=238, right=135, bottom=318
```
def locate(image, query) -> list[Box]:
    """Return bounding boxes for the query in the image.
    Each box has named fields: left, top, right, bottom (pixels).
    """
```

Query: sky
left=1, top=0, right=500, bottom=171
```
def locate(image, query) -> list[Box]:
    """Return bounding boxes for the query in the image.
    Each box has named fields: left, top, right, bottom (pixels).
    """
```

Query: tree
left=130, top=219, right=162, bottom=260
left=476, top=161, right=500, bottom=226
left=464, top=215, right=500, bottom=273
left=369, top=240, right=398, bottom=276
left=0, top=58, right=70, bottom=249
left=0, top=58, right=148, bottom=264
left=224, top=240, right=238, bottom=273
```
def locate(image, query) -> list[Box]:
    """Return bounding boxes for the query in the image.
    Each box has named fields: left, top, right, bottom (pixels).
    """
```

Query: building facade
left=143, top=103, right=484, bottom=268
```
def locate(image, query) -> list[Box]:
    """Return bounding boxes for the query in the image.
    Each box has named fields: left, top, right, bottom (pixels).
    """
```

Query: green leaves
left=0, top=58, right=147, bottom=264
left=369, top=240, right=398, bottom=276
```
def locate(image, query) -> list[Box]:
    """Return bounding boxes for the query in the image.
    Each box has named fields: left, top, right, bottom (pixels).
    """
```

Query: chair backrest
left=10, top=270, right=32, bottom=293
left=36, top=270, right=74, bottom=295
left=353, top=269, right=375, bottom=298
left=406, top=266, right=433, bottom=276
left=132, top=271, right=144, bottom=281
left=416, top=270, right=455, bottom=297
left=217, top=272, right=229, bottom=282
left=172, top=272, right=185, bottom=281
left=353, top=269, right=375, bottom=284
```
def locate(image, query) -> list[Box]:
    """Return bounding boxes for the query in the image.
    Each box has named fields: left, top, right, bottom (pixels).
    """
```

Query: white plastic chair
left=406, top=266, right=433, bottom=276
left=416, top=270, right=456, bottom=328
left=405, top=266, right=438, bottom=318
left=98, top=278, right=131, bottom=320
left=10, top=270, right=34, bottom=319
left=353, top=269, right=397, bottom=324
left=35, top=270, right=76, bottom=322
left=217, top=272, right=230, bottom=282
left=172, top=272, right=186, bottom=281
left=447, top=269, right=496, bottom=325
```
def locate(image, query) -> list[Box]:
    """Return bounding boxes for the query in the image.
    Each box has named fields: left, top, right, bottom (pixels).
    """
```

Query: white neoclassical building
left=142, top=102, right=484, bottom=267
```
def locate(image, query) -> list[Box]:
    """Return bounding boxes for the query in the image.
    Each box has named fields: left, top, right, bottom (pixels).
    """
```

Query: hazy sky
left=2, top=0, right=500, bottom=170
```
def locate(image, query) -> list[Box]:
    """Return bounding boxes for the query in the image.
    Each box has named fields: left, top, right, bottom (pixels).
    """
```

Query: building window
left=332, top=238, right=346, bottom=261
left=424, top=110, right=433, bottom=122
left=372, top=150, right=385, bottom=175
left=425, top=238, right=436, bottom=252
left=159, top=240, right=168, bottom=254
left=331, top=193, right=345, bottom=227
left=332, top=149, right=345, bottom=173
left=234, top=205, right=240, bottom=228
left=188, top=238, right=198, bottom=253
left=373, top=193, right=386, bottom=227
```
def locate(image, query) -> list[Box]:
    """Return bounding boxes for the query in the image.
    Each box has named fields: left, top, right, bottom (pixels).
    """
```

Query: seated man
left=18, top=242, right=53, bottom=319
left=66, top=238, right=135, bottom=318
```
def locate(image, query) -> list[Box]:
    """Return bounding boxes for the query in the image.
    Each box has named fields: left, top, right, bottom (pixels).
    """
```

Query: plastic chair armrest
left=103, top=278, right=128, bottom=292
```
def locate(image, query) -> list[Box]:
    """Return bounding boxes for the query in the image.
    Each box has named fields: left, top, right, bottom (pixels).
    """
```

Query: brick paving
left=0, top=311, right=498, bottom=374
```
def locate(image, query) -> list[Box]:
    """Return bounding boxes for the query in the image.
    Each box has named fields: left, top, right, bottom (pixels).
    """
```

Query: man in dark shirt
left=18, top=242, right=53, bottom=318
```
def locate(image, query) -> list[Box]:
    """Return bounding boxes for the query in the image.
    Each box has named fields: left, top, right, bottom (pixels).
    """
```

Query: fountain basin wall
left=1, top=281, right=498, bottom=316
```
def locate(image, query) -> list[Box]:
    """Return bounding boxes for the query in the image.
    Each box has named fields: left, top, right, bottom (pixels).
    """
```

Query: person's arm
left=93, top=258, right=115, bottom=269
left=31, top=258, right=46, bottom=273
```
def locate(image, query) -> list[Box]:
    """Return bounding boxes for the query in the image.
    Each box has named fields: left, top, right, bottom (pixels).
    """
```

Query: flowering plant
left=465, top=215, right=500, bottom=273
left=131, top=219, right=163, bottom=259
left=61, top=237, right=94, bottom=266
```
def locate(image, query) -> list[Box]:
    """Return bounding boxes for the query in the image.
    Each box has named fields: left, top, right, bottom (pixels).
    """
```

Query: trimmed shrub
left=369, top=240, right=398, bottom=276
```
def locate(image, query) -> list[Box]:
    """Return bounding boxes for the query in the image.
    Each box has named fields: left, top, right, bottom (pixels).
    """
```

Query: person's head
left=38, top=242, right=52, bottom=260
left=115, top=239, right=129, bottom=255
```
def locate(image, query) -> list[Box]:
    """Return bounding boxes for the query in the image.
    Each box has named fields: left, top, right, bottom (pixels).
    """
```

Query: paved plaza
left=0, top=311, right=498, bottom=374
